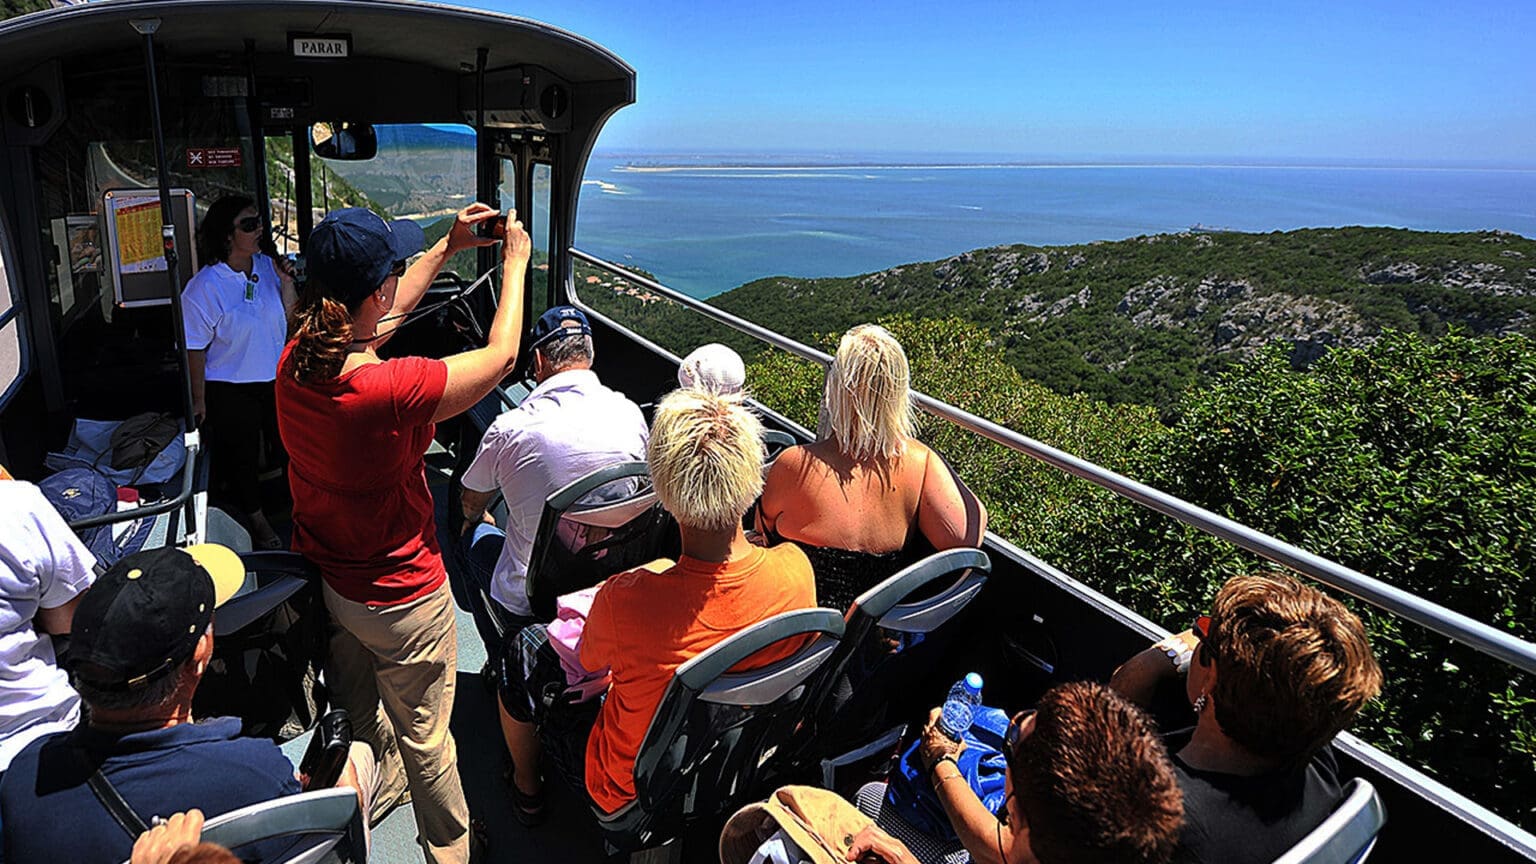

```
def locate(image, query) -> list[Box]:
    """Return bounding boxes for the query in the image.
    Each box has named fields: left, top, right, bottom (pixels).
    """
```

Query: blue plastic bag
left=885, top=705, right=1010, bottom=840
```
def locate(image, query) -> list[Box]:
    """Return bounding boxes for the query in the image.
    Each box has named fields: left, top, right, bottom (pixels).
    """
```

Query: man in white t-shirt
left=458, top=306, right=648, bottom=652
left=0, top=480, right=96, bottom=777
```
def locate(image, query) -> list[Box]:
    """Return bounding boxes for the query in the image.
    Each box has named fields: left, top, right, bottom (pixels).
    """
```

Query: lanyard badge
left=244, top=272, right=258, bottom=303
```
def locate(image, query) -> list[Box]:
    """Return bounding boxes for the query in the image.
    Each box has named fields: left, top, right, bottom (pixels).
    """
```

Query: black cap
left=69, top=545, right=245, bottom=692
left=529, top=305, right=592, bottom=352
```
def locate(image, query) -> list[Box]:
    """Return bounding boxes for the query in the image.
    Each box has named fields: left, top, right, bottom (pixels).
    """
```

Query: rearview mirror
left=309, top=122, right=377, bottom=161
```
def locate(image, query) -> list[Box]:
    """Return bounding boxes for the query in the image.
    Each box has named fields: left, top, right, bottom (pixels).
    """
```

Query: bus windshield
left=308, top=123, right=477, bottom=279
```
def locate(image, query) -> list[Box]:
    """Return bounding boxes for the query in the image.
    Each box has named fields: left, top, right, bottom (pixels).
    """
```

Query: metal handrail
left=569, top=246, right=1536, bottom=678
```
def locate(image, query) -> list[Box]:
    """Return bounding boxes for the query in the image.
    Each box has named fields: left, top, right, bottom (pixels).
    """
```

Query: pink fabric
left=548, top=585, right=610, bottom=700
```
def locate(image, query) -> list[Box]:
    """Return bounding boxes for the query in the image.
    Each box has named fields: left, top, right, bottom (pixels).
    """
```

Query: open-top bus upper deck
left=1, top=2, right=1534, bottom=862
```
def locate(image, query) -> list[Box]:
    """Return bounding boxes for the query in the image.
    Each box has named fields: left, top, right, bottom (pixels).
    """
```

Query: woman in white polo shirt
left=183, top=195, right=296, bottom=549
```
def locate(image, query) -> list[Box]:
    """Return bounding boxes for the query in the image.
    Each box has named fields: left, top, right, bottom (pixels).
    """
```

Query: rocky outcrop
left=1439, top=261, right=1529, bottom=297
left=1008, top=285, right=1092, bottom=324
left=1364, top=262, right=1424, bottom=284
left=1212, top=294, right=1373, bottom=364
left=1116, top=276, right=1256, bottom=329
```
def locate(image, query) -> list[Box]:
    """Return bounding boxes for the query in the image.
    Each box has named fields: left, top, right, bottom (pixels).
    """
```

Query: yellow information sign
left=113, top=198, right=166, bottom=275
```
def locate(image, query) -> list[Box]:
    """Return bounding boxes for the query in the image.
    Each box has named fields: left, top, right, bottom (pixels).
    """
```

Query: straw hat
left=719, top=785, right=873, bottom=864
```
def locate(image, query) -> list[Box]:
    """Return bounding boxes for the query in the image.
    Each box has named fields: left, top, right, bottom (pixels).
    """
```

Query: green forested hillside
left=746, top=320, right=1536, bottom=831
left=582, top=227, right=1536, bottom=410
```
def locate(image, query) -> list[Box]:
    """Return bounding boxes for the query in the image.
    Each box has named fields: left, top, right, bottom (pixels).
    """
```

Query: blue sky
left=471, top=0, right=1535, bottom=165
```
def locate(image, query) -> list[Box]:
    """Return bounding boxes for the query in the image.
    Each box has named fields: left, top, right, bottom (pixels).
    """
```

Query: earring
left=1193, top=694, right=1208, bottom=713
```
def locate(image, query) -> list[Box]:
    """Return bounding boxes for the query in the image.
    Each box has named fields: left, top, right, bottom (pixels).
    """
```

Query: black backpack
left=107, top=412, right=181, bottom=474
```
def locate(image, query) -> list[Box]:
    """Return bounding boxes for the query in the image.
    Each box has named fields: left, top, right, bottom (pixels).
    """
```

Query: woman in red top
left=275, top=204, right=529, bottom=864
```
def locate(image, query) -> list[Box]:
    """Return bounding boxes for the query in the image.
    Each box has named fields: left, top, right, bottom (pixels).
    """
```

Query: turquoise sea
left=571, top=156, right=1536, bottom=299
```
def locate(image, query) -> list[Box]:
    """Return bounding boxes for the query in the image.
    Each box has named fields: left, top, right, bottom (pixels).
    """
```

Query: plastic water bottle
left=938, top=672, right=984, bottom=741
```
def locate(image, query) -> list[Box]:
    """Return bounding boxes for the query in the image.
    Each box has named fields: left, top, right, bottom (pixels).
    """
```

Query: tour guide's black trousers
left=203, top=379, right=283, bottom=515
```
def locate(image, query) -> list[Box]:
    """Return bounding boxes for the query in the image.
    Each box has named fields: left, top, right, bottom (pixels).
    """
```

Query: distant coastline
left=612, top=161, right=1536, bottom=174
left=576, top=156, right=1536, bottom=300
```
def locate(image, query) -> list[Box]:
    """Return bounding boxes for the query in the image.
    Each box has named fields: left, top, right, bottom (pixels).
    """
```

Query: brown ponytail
left=287, top=281, right=355, bottom=384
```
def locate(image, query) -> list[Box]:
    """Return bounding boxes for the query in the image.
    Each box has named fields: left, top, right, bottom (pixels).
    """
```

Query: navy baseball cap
left=306, top=208, right=426, bottom=306
left=530, top=305, right=592, bottom=351
left=69, top=545, right=245, bottom=692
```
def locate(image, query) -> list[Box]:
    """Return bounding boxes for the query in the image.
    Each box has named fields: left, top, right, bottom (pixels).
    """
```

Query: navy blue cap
left=530, top=305, right=592, bottom=352
left=306, top=208, right=426, bottom=306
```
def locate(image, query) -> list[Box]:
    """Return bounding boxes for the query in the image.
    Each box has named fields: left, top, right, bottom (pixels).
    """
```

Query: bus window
left=530, top=162, right=553, bottom=315
left=0, top=219, right=28, bottom=411
left=314, top=123, right=476, bottom=279
left=265, top=135, right=300, bottom=255
left=32, top=63, right=261, bottom=413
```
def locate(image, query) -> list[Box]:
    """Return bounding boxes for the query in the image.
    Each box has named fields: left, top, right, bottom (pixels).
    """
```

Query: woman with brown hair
left=754, top=324, right=987, bottom=612
left=1110, top=573, right=1384, bottom=864
left=182, top=195, right=295, bottom=548
left=275, top=203, right=529, bottom=864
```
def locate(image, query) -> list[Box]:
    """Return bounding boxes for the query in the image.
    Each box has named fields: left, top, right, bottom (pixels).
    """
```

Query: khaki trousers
left=323, top=580, right=470, bottom=864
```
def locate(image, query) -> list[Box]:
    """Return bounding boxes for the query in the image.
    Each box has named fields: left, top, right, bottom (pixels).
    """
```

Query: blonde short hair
left=648, top=389, right=765, bottom=531
left=817, top=324, right=917, bottom=462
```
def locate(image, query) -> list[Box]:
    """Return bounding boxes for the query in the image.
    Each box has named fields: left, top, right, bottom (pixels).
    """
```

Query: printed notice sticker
left=113, top=198, right=166, bottom=275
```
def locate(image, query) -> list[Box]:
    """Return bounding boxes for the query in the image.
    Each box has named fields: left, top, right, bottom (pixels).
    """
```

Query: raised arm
left=1109, top=629, right=1198, bottom=708
left=274, top=254, right=298, bottom=315
left=432, top=215, right=531, bottom=423
left=375, top=203, right=499, bottom=350
left=916, top=444, right=988, bottom=549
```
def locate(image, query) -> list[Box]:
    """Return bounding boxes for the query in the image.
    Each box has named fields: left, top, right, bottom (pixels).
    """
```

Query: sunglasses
left=998, top=712, right=1035, bottom=860
left=1004, top=709, right=1035, bottom=755
left=1192, top=613, right=1215, bottom=663
left=388, top=259, right=408, bottom=279
left=236, top=216, right=262, bottom=233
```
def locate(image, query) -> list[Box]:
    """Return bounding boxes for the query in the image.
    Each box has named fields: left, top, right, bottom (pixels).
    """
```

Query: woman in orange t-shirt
left=496, top=389, right=815, bottom=820
left=756, top=324, right=987, bottom=612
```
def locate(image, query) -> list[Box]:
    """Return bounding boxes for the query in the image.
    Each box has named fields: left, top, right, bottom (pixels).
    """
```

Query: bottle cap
left=964, top=672, right=983, bottom=694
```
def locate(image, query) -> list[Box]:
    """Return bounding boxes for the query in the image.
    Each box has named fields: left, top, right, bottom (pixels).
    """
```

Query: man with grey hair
left=459, top=306, right=648, bottom=651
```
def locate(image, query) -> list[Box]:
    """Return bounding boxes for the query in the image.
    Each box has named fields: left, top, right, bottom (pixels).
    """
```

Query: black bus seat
left=206, top=505, right=253, bottom=553
left=192, top=551, right=328, bottom=742
left=762, top=429, right=797, bottom=466
left=521, top=460, right=679, bottom=622
left=788, top=547, right=991, bottom=789
left=116, top=787, right=366, bottom=864
left=595, top=608, right=845, bottom=859
left=1273, top=778, right=1386, bottom=864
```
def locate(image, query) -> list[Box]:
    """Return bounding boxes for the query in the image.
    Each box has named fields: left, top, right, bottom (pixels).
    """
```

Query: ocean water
left=571, top=157, right=1536, bottom=299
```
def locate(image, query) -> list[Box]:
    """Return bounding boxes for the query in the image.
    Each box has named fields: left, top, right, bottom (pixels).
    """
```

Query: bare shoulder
left=762, top=443, right=808, bottom=491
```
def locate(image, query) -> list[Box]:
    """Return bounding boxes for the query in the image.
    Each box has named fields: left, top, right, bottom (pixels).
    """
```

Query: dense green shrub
left=1043, top=330, right=1536, bottom=829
